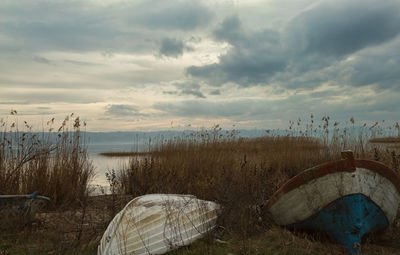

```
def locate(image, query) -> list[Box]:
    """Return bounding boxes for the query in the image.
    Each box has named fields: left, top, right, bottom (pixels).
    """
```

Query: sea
left=88, top=143, right=135, bottom=186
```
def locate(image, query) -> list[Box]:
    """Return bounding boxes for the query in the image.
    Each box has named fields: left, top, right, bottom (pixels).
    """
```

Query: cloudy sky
left=1, top=0, right=399, bottom=131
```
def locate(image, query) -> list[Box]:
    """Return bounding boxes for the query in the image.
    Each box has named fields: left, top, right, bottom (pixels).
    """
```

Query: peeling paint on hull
left=267, top=151, right=400, bottom=254
left=98, top=194, right=220, bottom=255
left=290, top=194, right=388, bottom=254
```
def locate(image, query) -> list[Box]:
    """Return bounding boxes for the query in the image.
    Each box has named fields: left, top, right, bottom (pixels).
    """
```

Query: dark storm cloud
left=180, top=89, right=206, bottom=98
left=0, top=0, right=213, bottom=54
left=286, top=0, right=400, bottom=58
left=163, top=81, right=206, bottom=98
left=187, top=0, right=400, bottom=90
left=341, top=39, right=400, bottom=90
left=187, top=16, right=287, bottom=86
left=176, top=81, right=206, bottom=98
left=32, top=56, right=52, bottom=65
left=213, top=15, right=244, bottom=43
left=159, top=38, right=193, bottom=58
left=1, top=2, right=120, bottom=52
left=209, top=90, right=221, bottom=95
left=1, top=0, right=400, bottom=128
left=133, top=0, right=214, bottom=31
left=105, top=104, right=147, bottom=117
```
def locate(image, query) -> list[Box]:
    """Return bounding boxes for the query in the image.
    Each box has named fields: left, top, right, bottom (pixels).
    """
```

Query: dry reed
left=1, top=115, right=400, bottom=254
left=116, top=117, right=400, bottom=253
left=0, top=112, right=94, bottom=205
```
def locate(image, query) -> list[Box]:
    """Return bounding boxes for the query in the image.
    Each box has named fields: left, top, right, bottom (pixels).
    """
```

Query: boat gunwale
left=266, top=157, right=400, bottom=209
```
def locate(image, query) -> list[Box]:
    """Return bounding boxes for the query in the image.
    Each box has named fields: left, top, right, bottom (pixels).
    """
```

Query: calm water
left=88, top=143, right=140, bottom=186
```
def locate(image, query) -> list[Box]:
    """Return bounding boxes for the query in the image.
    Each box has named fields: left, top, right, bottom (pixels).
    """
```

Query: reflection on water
left=90, top=154, right=131, bottom=186
left=88, top=143, right=139, bottom=186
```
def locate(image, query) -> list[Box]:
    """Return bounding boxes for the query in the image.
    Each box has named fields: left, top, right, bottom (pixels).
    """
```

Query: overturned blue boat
left=0, top=192, right=50, bottom=224
left=266, top=151, right=400, bottom=254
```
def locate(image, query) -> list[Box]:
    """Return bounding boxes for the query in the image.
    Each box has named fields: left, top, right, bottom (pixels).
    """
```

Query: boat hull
left=290, top=194, right=388, bottom=254
left=266, top=153, right=400, bottom=254
left=98, top=194, right=220, bottom=255
left=268, top=166, right=400, bottom=226
left=0, top=193, right=50, bottom=225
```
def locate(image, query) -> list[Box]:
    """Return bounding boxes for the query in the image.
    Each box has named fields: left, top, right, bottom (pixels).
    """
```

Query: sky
left=0, top=0, right=399, bottom=131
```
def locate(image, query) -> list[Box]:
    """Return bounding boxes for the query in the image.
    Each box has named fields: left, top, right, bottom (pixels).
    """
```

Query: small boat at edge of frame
left=0, top=192, right=50, bottom=225
left=266, top=150, right=400, bottom=254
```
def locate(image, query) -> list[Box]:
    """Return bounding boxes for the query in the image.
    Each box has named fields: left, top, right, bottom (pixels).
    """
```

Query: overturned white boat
left=98, top=194, right=220, bottom=255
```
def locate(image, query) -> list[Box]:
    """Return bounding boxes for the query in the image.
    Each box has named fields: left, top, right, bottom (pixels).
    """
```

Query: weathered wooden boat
left=0, top=192, right=50, bottom=224
left=98, top=194, right=220, bottom=255
left=266, top=151, right=400, bottom=254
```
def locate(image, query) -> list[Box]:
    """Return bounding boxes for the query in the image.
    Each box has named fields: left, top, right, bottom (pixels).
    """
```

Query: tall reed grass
left=117, top=117, right=400, bottom=238
left=0, top=111, right=94, bottom=205
left=0, top=114, right=399, bottom=254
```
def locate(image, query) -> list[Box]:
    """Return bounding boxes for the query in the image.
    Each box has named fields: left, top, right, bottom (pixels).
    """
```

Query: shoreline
left=99, top=151, right=154, bottom=157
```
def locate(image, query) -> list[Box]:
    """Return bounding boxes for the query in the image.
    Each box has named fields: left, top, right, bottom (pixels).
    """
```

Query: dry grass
left=115, top=118, right=400, bottom=254
left=0, top=112, right=94, bottom=205
left=118, top=136, right=332, bottom=234
left=0, top=194, right=133, bottom=255
left=1, top=116, right=400, bottom=254
left=369, top=137, right=400, bottom=144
